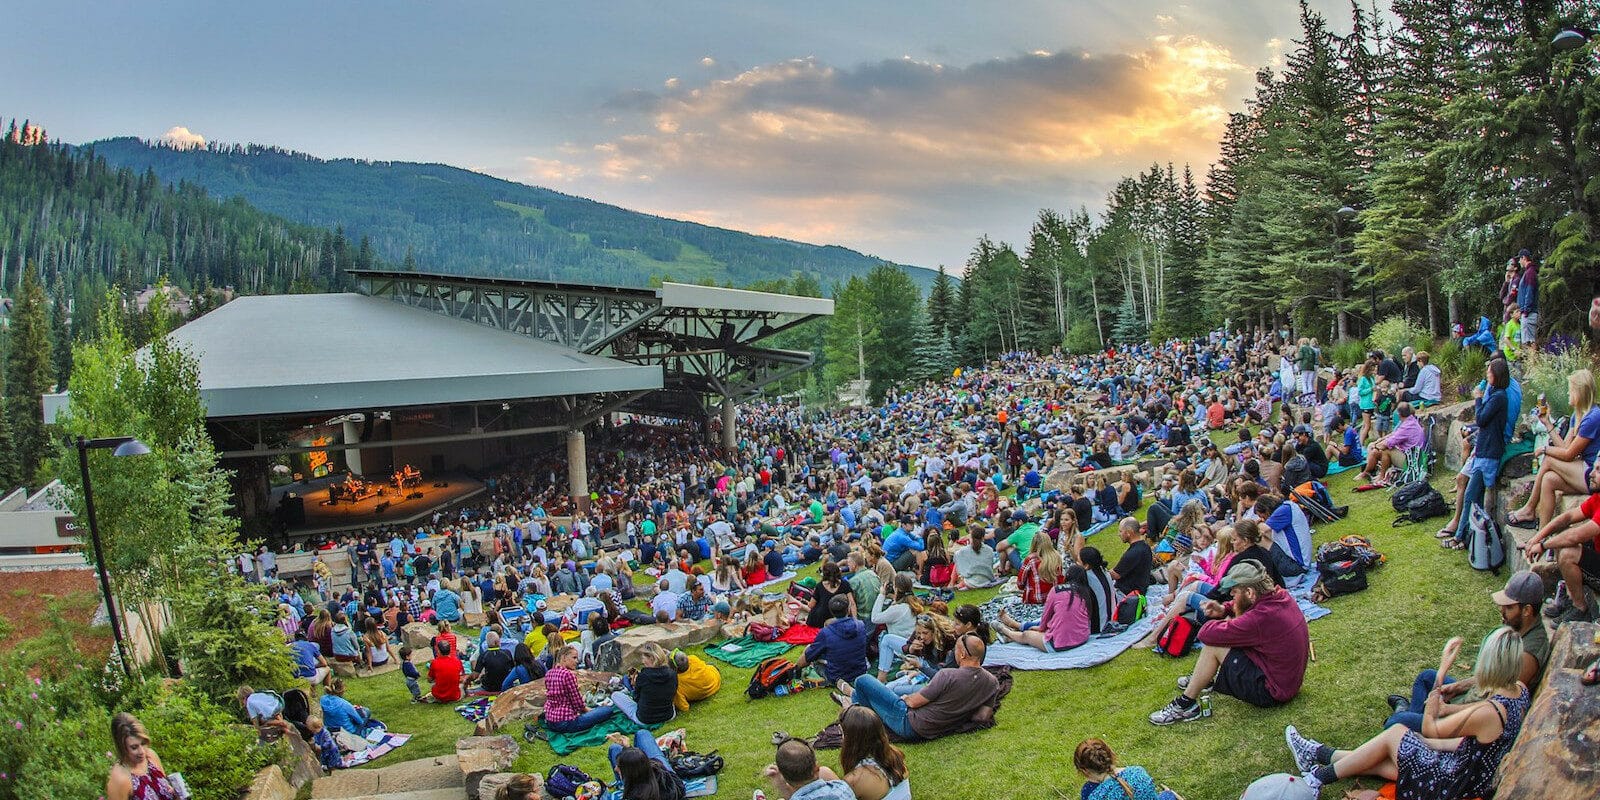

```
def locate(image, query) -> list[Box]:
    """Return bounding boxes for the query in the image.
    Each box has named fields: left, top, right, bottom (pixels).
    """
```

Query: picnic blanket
left=778, top=623, right=820, bottom=645
left=981, top=586, right=1168, bottom=670
left=704, top=636, right=794, bottom=668
left=341, top=730, right=412, bottom=768
left=541, top=713, right=658, bottom=756
left=1284, top=568, right=1333, bottom=622
left=1082, top=519, right=1115, bottom=537
left=455, top=697, right=495, bottom=723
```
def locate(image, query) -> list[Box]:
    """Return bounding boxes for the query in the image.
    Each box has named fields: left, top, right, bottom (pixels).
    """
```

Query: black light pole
left=1553, top=29, right=1588, bottom=53
left=1333, top=205, right=1370, bottom=328
left=76, top=435, right=152, bottom=678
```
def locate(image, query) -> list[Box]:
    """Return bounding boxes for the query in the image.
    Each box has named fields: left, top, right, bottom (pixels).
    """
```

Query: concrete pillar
left=720, top=397, right=736, bottom=454
left=567, top=429, right=591, bottom=514
left=342, top=417, right=364, bottom=476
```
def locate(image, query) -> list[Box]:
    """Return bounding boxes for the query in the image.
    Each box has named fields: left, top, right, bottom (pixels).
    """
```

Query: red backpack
left=1155, top=611, right=1201, bottom=657
left=927, top=563, right=954, bottom=587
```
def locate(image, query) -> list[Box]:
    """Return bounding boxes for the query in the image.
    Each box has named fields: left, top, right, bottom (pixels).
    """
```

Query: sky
left=2, top=1, right=1353, bottom=270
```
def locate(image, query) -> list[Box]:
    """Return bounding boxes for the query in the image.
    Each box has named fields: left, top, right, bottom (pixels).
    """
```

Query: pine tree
left=925, top=265, right=955, bottom=343
left=6, top=262, right=55, bottom=482
left=50, top=289, right=72, bottom=389
left=1112, top=293, right=1147, bottom=344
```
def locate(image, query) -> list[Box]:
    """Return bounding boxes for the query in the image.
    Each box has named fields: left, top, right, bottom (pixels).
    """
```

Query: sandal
left=1435, top=527, right=1457, bottom=539
left=1441, top=539, right=1466, bottom=550
left=1506, top=510, right=1536, bottom=525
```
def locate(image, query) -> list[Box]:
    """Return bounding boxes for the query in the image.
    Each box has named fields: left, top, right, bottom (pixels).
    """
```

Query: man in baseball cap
left=1239, top=773, right=1317, bottom=800
left=1381, top=570, right=1550, bottom=730
left=1150, top=559, right=1310, bottom=725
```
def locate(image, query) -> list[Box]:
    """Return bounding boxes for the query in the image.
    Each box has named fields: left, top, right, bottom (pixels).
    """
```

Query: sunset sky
left=5, top=1, right=1352, bottom=269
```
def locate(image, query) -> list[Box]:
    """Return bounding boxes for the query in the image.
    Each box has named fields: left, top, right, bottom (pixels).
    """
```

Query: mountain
left=85, top=137, right=936, bottom=291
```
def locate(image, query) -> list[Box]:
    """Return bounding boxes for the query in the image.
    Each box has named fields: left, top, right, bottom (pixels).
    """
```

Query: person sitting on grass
left=1110, top=518, right=1154, bottom=597
left=837, top=706, right=910, bottom=800
left=952, top=525, right=999, bottom=589
left=799, top=595, right=871, bottom=688
left=763, top=738, right=853, bottom=800
left=1383, top=571, right=1549, bottom=731
left=671, top=649, right=721, bottom=711
left=1522, top=463, right=1600, bottom=625
left=494, top=774, right=545, bottom=800
left=996, top=563, right=1091, bottom=653
left=465, top=630, right=516, bottom=694
left=1149, top=560, right=1308, bottom=725
left=319, top=678, right=379, bottom=737
left=611, top=642, right=678, bottom=726
left=837, top=633, right=998, bottom=742
left=604, top=729, right=686, bottom=800
left=426, top=640, right=464, bottom=704
left=1354, top=403, right=1425, bottom=484
left=1017, top=528, right=1064, bottom=605
left=1284, top=627, right=1529, bottom=799
left=1507, top=368, right=1599, bottom=529
left=501, top=643, right=546, bottom=690
left=542, top=644, right=616, bottom=733
left=1073, top=737, right=1161, bottom=800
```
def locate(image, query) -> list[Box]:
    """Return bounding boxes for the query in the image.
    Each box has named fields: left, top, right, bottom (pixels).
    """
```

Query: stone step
left=311, top=755, right=461, bottom=800
left=336, top=789, right=466, bottom=800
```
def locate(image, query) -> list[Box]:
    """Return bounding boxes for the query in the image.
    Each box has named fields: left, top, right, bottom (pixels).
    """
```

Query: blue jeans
left=1458, top=457, right=1501, bottom=541
left=1385, top=669, right=1456, bottom=731
left=851, top=675, right=916, bottom=740
left=545, top=704, right=616, bottom=734
left=878, top=634, right=910, bottom=674
left=608, top=729, right=672, bottom=783
left=1007, top=549, right=1024, bottom=572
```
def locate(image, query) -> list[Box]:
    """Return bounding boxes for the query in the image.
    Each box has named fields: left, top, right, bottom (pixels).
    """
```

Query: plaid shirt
left=542, top=665, right=585, bottom=724
left=678, top=591, right=714, bottom=621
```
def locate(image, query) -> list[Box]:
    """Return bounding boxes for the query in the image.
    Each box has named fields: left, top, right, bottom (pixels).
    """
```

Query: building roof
left=163, top=293, right=661, bottom=418
left=657, top=282, right=833, bottom=316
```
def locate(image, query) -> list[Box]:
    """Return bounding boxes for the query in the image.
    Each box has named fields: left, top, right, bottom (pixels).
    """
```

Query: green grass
left=337, top=461, right=1497, bottom=798
left=493, top=200, right=547, bottom=222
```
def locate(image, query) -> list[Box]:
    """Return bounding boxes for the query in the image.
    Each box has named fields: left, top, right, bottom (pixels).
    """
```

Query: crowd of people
left=207, top=291, right=1600, bottom=800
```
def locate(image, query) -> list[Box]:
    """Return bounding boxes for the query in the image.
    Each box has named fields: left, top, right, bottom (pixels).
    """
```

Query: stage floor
left=272, top=473, right=486, bottom=536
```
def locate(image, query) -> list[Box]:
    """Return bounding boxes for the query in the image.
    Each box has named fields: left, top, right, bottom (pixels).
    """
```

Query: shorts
left=1214, top=649, right=1279, bottom=708
left=1469, top=456, right=1501, bottom=485
left=1578, top=542, right=1600, bottom=580
left=1520, top=312, right=1538, bottom=344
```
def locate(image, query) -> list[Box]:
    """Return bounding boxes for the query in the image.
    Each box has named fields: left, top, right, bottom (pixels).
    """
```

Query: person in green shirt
left=808, top=497, right=825, bottom=525
left=847, top=551, right=881, bottom=623
left=996, top=512, right=1041, bottom=573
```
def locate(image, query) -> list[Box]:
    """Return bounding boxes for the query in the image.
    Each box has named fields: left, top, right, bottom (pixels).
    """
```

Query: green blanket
left=703, top=636, right=795, bottom=668
left=542, top=714, right=657, bottom=756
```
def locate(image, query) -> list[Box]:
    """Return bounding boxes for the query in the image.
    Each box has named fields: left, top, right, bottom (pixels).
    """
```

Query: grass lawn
left=338, top=462, right=1499, bottom=798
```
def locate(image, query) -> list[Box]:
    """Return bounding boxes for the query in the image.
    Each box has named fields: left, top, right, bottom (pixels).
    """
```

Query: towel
left=703, top=636, right=796, bottom=668
left=542, top=714, right=658, bottom=756
left=982, top=587, right=1167, bottom=670
left=341, top=731, right=412, bottom=768
left=455, top=697, right=494, bottom=723
left=778, top=624, right=820, bottom=645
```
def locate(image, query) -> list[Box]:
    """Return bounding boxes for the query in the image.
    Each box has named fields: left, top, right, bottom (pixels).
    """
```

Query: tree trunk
left=1425, top=278, right=1437, bottom=335
left=1089, top=271, right=1105, bottom=347
left=1447, top=292, right=1460, bottom=331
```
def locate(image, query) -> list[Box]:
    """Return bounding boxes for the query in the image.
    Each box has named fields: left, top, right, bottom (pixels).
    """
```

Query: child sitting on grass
left=399, top=646, right=422, bottom=702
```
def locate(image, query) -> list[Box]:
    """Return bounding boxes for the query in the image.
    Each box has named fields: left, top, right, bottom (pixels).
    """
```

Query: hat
left=1517, top=248, right=1532, bottom=257
left=1011, top=510, right=1028, bottom=522
left=1218, top=560, right=1269, bottom=591
left=535, top=599, right=548, bottom=611
left=763, top=540, right=777, bottom=550
left=1240, top=773, right=1318, bottom=800
left=1491, top=570, right=1544, bottom=606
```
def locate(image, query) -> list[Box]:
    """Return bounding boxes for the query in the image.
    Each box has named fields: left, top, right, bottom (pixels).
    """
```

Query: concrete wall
left=0, top=482, right=86, bottom=568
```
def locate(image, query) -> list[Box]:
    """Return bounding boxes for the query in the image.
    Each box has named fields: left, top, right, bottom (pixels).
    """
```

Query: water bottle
left=168, top=772, right=191, bottom=800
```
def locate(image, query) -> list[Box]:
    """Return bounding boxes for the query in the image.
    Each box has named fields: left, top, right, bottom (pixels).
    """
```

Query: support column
left=720, top=397, right=736, bottom=454
left=567, top=429, right=590, bottom=514
left=342, top=416, right=364, bottom=476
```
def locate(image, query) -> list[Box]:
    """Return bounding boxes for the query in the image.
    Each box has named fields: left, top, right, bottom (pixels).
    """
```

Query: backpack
left=747, top=622, right=781, bottom=643
left=1392, top=487, right=1448, bottom=525
left=746, top=656, right=798, bottom=699
left=927, top=562, right=954, bottom=587
left=1390, top=480, right=1431, bottom=512
left=1466, top=504, right=1506, bottom=574
left=1314, top=559, right=1369, bottom=598
left=1155, top=611, right=1200, bottom=657
left=1114, top=591, right=1147, bottom=625
left=669, top=750, right=725, bottom=777
left=545, top=764, right=599, bottom=799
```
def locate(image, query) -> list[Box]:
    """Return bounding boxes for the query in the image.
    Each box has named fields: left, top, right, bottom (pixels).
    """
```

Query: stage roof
left=161, top=293, right=661, bottom=419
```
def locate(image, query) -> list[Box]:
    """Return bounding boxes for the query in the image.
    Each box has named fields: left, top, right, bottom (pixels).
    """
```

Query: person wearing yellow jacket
left=671, top=649, right=721, bottom=712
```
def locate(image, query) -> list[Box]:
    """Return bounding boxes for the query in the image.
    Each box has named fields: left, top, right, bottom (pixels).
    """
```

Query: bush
left=1366, top=316, right=1432, bottom=360
left=0, top=657, right=113, bottom=800
left=1454, top=347, right=1488, bottom=398
left=132, top=682, right=283, bottom=800
left=1520, top=345, right=1600, bottom=418
left=1329, top=339, right=1367, bottom=369
left=1063, top=319, right=1101, bottom=355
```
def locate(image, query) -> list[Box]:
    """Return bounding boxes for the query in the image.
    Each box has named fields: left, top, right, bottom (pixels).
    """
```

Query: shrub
left=1366, top=316, right=1432, bottom=360
left=0, top=657, right=111, bottom=800
left=1063, top=319, right=1100, bottom=355
left=1519, top=345, right=1600, bottom=418
left=131, top=682, right=283, bottom=800
left=1329, top=339, right=1367, bottom=369
left=1454, top=347, right=1488, bottom=397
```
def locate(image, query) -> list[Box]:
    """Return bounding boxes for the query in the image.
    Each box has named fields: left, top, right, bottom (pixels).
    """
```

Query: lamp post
left=1333, top=205, right=1370, bottom=333
left=1553, top=29, right=1588, bottom=53
left=76, top=435, right=151, bottom=678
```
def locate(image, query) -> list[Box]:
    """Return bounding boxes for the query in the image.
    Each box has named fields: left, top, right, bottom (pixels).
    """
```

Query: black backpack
left=1315, top=559, right=1369, bottom=597
left=1390, top=480, right=1431, bottom=512
left=1392, top=487, right=1448, bottom=525
left=545, top=764, right=600, bottom=799
left=669, top=750, right=725, bottom=777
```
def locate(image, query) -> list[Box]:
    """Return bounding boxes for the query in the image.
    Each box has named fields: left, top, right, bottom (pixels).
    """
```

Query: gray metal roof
left=658, top=282, right=834, bottom=316
left=166, top=293, right=661, bottom=418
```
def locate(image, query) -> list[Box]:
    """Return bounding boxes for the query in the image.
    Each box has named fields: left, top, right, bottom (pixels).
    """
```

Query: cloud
left=700, top=56, right=716, bottom=67
left=158, top=125, right=206, bottom=149
left=513, top=37, right=1246, bottom=266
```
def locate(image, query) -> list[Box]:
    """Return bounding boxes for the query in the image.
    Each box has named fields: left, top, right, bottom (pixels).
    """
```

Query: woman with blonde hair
left=884, top=613, right=955, bottom=694
left=1508, top=368, right=1600, bottom=529
left=1018, top=529, right=1063, bottom=605
left=610, top=642, right=678, bottom=726
left=106, top=713, right=183, bottom=800
left=1285, top=627, right=1530, bottom=798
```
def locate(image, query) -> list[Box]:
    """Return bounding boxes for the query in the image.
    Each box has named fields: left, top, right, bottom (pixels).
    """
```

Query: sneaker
left=1149, top=698, right=1204, bottom=726
left=1285, top=725, right=1325, bottom=773
left=1386, top=694, right=1410, bottom=716
left=1301, top=771, right=1324, bottom=793
left=1554, top=602, right=1596, bottom=625
left=829, top=691, right=849, bottom=707
left=1177, top=675, right=1190, bottom=690
left=1544, top=586, right=1574, bottom=618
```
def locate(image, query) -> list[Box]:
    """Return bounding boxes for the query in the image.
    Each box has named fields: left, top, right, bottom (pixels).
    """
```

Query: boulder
left=876, top=476, right=911, bottom=496
left=463, top=610, right=489, bottom=627
left=281, top=727, right=323, bottom=791
left=1496, top=622, right=1600, bottom=799
left=475, top=772, right=539, bottom=800
left=595, top=619, right=725, bottom=673
left=402, top=622, right=437, bottom=651
left=244, top=766, right=294, bottom=800
left=457, top=736, right=520, bottom=800
left=332, top=660, right=359, bottom=678
left=544, top=595, right=576, bottom=613
left=1041, top=467, right=1079, bottom=493
left=484, top=669, right=615, bottom=733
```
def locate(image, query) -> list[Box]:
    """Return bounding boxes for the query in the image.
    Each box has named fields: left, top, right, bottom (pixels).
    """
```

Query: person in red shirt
left=1148, top=560, right=1309, bottom=725
left=1523, top=467, right=1600, bottom=624
left=427, top=641, right=464, bottom=703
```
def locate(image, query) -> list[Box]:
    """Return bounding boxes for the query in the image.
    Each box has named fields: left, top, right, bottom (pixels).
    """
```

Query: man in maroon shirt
left=1149, top=560, right=1309, bottom=725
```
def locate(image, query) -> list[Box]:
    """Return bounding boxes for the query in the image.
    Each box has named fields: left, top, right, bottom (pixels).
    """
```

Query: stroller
left=1290, top=480, right=1347, bottom=523
left=282, top=688, right=314, bottom=742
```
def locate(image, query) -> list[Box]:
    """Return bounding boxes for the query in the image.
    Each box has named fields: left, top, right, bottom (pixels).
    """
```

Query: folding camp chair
left=1290, top=481, right=1346, bottom=523
left=1388, top=416, right=1437, bottom=488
